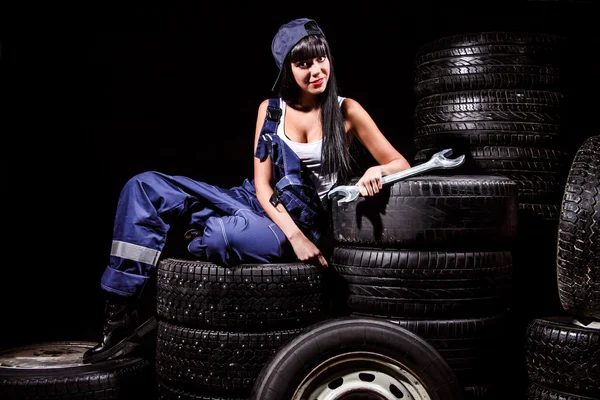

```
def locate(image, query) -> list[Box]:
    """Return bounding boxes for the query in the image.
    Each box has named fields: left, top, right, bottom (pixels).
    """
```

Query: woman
left=83, top=17, right=410, bottom=364
left=255, top=18, right=410, bottom=269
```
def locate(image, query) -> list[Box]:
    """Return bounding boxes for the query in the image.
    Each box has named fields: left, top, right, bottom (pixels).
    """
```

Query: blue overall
left=100, top=98, right=327, bottom=297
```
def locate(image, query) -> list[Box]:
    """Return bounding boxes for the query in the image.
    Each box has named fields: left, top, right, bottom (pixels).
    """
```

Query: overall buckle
left=266, top=106, right=282, bottom=122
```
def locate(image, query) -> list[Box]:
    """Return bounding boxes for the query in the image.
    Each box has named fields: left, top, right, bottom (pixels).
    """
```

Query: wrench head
left=327, top=186, right=360, bottom=205
left=430, top=148, right=465, bottom=168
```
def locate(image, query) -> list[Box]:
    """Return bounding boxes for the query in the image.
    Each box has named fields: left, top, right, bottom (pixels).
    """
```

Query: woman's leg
left=99, top=171, right=206, bottom=297
left=88, top=171, right=209, bottom=363
left=88, top=171, right=258, bottom=363
left=100, top=172, right=270, bottom=296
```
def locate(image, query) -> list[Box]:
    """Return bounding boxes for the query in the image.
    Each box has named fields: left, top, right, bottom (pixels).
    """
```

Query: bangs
left=289, top=35, right=328, bottom=62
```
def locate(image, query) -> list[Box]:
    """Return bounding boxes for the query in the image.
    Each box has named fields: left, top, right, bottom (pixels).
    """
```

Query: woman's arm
left=253, top=100, right=328, bottom=267
left=343, top=98, right=411, bottom=197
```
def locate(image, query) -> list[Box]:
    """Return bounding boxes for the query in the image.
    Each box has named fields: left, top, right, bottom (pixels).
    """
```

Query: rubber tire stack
left=410, top=31, right=573, bottom=398
left=329, top=174, right=519, bottom=399
left=154, top=258, right=327, bottom=400
left=413, top=31, right=570, bottom=319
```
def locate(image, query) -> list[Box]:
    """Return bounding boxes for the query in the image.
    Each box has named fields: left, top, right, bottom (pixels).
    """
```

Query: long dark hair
left=276, top=35, right=353, bottom=184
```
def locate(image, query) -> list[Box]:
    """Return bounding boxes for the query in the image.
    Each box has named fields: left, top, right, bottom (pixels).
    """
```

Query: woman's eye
left=295, top=57, right=326, bottom=68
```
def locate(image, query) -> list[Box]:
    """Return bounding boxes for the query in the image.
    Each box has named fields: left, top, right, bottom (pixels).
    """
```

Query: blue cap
left=271, top=18, right=325, bottom=91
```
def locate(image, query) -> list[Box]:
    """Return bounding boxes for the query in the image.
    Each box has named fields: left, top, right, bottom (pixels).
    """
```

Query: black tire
left=414, top=89, right=564, bottom=151
left=414, top=147, right=567, bottom=206
left=250, top=316, right=464, bottom=400
left=331, top=246, right=513, bottom=318
left=156, top=258, right=326, bottom=330
left=415, top=120, right=561, bottom=150
left=413, top=32, right=565, bottom=99
left=556, top=135, right=600, bottom=320
left=365, top=312, right=511, bottom=387
left=157, top=379, right=244, bottom=399
left=527, top=382, right=598, bottom=400
left=524, top=316, right=600, bottom=397
left=155, top=320, right=304, bottom=398
left=414, top=146, right=567, bottom=177
left=331, top=175, right=518, bottom=250
left=0, top=341, right=154, bottom=399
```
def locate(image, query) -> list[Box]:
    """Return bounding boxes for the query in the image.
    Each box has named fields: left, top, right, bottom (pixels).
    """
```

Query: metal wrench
left=327, top=148, right=465, bottom=205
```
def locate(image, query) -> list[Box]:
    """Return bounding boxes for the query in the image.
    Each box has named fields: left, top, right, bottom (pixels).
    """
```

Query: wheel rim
left=292, top=351, right=432, bottom=400
left=0, top=341, right=94, bottom=369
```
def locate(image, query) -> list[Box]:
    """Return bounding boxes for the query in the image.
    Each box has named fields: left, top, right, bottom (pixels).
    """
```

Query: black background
left=2, top=0, right=598, bottom=349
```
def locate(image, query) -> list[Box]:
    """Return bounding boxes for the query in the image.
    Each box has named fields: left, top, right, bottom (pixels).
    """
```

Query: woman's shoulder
left=339, top=97, right=364, bottom=116
left=259, top=97, right=279, bottom=106
left=257, top=97, right=279, bottom=115
left=258, top=97, right=284, bottom=110
left=257, top=99, right=269, bottom=117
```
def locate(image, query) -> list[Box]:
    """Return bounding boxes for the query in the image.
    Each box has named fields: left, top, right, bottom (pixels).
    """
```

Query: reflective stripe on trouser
left=100, top=171, right=293, bottom=297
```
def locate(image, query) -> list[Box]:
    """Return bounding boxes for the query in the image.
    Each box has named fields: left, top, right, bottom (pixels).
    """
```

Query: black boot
left=82, top=293, right=157, bottom=364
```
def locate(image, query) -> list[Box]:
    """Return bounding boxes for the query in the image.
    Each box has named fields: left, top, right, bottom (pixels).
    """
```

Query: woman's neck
left=290, top=94, right=320, bottom=112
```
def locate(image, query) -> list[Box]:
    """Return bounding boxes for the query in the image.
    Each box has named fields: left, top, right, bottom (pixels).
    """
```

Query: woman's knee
left=124, top=171, right=163, bottom=189
left=120, top=171, right=173, bottom=201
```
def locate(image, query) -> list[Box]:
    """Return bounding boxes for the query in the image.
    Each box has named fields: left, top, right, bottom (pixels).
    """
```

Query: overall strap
left=256, top=99, right=318, bottom=218
left=264, top=98, right=302, bottom=176
left=263, top=98, right=282, bottom=135
left=269, top=131, right=309, bottom=207
left=262, top=98, right=307, bottom=207
left=254, top=98, right=282, bottom=161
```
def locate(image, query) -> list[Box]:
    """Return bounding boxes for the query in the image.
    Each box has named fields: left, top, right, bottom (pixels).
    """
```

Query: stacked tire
left=523, top=135, right=600, bottom=400
left=328, top=175, right=519, bottom=399
left=411, top=31, right=573, bottom=397
left=154, top=258, right=327, bottom=399
left=412, top=31, right=570, bottom=321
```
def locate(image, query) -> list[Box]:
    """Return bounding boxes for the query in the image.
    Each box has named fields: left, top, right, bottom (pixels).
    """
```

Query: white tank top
left=277, top=97, right=345, bottom=201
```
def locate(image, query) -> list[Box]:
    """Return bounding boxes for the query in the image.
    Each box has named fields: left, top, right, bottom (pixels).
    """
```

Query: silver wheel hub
left=292, top=352, right=431, bottom=400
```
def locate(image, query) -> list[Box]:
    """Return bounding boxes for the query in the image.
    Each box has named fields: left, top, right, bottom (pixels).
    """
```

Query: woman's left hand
left=357, top=166, right=383, bottom=197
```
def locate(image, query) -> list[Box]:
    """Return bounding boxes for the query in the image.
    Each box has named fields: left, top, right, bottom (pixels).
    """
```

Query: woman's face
left=291, top=55, right=330, bottom=96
